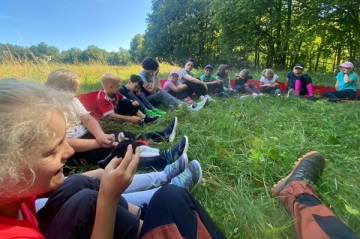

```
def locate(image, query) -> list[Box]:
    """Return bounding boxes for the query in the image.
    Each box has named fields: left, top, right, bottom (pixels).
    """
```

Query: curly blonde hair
left=0, top=79, right=72, bottom=197
left=45, top=69, right=79, bottom=93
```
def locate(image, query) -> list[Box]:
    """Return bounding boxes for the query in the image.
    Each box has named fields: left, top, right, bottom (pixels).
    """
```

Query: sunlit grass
left=1, top=59, right=359, bottom=238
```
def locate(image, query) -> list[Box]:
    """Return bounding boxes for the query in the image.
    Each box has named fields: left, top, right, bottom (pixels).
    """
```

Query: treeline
left=2, top=0, right=359, bottom=71
left=0, top=43, right=132, bottom=65
left=133, top=0, right=360, bottom=71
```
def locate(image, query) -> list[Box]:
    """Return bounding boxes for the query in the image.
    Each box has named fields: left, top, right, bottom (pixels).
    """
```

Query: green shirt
left=200, top=74, right=217, bottom=82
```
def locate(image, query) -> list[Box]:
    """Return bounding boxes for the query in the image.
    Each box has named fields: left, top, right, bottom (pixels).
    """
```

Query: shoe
left=191, top=103, right=198, bottom=108
left=252, top=93, right=258, bottom=98
left=153, top=108, right=167, bottom=115
left=163, top=153, right=188, bottom=182
left=274, top=89, right=281, bottom=96
left=144, top=115, right=159, bottom=123
left=171, top=160, right=202, bottom=192
left=199, top=95, right=206, bottom=100
left=162, top=117, right=178, bottom=143
left=286, top=88, right=295, bottom=98
left=205, top=95, right=216, bottom=102
left=308, top=96, right=316, bottom=102
left=147, top=109, right=162, bottom=117
left=271, top=151, right=325, bottom=197
left=239, top=95, right=252, bottom=100
left=164, top=136, right=189, bottom=164
left=191, top=97, right=207, bottom=111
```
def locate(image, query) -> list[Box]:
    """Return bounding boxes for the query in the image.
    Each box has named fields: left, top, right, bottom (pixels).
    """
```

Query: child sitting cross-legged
left=120, top=74, right=166, bottom=117
left=98, top=72, right=159, bottom=124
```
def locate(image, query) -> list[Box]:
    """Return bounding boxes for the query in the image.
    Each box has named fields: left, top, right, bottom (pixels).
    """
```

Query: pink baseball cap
left=170, top=70, right=179, bottom=76
left=339, top=61, right=354, bottom=68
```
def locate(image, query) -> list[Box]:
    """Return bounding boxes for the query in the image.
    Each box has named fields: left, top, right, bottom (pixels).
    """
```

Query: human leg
left=249, top=83, right=261, bottom=94
left=139, top=185, right=226, bottom=239
left=43, top=189, right=140, bottom=239
left=116, top=98, right=141, bottom=116
left=185, top=81, right=206, bottom=98
left=146, top=90, right=184, bottom=108
left=125, top=92, right=148, bottom=113
left=322, top=90, right=357, bottom=102
left=271, top=151, right=359, bottom=239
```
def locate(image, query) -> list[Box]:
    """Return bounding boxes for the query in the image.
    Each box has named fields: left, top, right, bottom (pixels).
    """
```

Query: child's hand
left=128, top=116, right=142, bottom=123
left=154, top=68, right=159, bottom=76
left=99, top=145, right=140, bottom=200
left=96, top=133, right=115, bottom=148
left=135, top=89, right=141, bottom=96
left=144, top=83, right=152, bottom=92
left=179, top=84, right=188, bottom=90
left=132, top=101, right=139, bottom=106
left=203, top=83, right=208, bottom=91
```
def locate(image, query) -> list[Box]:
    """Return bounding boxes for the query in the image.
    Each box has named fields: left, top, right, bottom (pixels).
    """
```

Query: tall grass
left=1, top=59, right=359, bottom=238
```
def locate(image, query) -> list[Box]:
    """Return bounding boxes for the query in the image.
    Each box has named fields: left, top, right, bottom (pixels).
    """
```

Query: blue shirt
left=336, top=72, right=357, bottom=91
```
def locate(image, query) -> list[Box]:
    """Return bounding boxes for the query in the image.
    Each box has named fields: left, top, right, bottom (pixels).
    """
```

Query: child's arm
left=284, top=77, right=290, bottom=91
left=81, top=114, right=114, bottom=148
left=335, top=79, right=339, bottom=90
left=108, top=113, right=142, bottom=123
left=66, top=138, right=102, bottom=152
left=168, top=82, right=185, bottom=92
left=91, top=146, right=141, bottom=239
left=183, top=74, right=208, bottom=90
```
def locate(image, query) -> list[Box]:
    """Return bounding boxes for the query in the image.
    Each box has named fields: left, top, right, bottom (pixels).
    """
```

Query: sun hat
left=339, top=61, right=354, bottom=68
left=293, top=63, right=304, bottom=69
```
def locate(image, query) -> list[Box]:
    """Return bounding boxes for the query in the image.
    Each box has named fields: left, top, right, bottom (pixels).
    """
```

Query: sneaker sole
left=271, top=151, right=321, bottom=197
left=182, top=135, right=189, bottom=155
left=168, top=117, right=178, bottom=143
left=190, top=160, right=203, bottom=192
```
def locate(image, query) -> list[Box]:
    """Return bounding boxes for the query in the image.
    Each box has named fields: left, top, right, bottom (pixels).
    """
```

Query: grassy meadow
left=1, top=61, right=360, bottom=238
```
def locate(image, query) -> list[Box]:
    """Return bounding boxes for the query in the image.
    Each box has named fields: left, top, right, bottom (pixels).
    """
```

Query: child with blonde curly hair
left=0, top=79, right=224, bottom=239
left=259, top=68, right=284, bottom=95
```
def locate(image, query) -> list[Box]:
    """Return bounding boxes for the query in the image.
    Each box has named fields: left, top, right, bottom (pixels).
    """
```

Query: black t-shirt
left=119, top=85, right=130, bottom=96
left=235, top=76, right=253, bottom=86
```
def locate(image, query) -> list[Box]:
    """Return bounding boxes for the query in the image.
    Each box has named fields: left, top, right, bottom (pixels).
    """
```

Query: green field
left=1, top=62, right=360, bottom=238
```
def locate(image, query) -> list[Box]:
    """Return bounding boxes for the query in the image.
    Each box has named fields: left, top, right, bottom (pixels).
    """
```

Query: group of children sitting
left=92, top=57, right=359, bottom=128
left=0, top=56, right=359, bottom=239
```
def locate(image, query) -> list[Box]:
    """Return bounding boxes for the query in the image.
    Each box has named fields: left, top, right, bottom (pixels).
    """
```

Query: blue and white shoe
left=171, top=160, right=202, bottom=192
left=163, top=153, right=188, bottom=182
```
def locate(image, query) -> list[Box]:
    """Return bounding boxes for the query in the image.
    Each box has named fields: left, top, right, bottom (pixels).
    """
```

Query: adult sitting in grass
left=139, top=57, right=186, bottom=110
left=120, top=74, right=166, bottom=117
left=0, top=79, right=225, bottom=239
left=271, top=151, right=359, bottom=239
left=45, top=69, right=186, bottom=173
left=163, top=70, right=206, bottom=110
left=178, top=58, right=214, bottom=101
left=322, top=61, right=358, bottom=102
left=260, top=68, right=285, bottom=95
left=285, top=63, right=315, bottom=101
left=98, top=72, right=159, bottom=124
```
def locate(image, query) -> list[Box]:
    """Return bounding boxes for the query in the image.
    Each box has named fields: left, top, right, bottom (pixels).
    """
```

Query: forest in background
left=1, top=0, right=359, bottom=71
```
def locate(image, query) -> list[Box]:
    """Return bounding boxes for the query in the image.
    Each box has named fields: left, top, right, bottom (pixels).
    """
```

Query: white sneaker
left=205, top=95, right=215, bottom=102
left=287, top=88, right=295, bottom=98
left=252, top=93, right=258, bottom=98
left=240, top=95, right=252, bottom=100
left=189, top=97, right=207, bottom=111
left=199, top=95, right=205, bottom=100
left=274, top=89, right=281, bottom=96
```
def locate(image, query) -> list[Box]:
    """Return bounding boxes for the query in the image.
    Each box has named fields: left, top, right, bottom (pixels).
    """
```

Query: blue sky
left=0, top=0, right=152, bottom=51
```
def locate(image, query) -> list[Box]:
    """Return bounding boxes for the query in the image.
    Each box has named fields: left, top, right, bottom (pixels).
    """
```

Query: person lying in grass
left=321, top=61, right=358, bottom=102
left=98, top=72, right=159, bottom=124
left=45, top=69, right=183, bottom=173
left=120, top=74, right=166, bottom=117
left=0, top=79, right=225, bottom=239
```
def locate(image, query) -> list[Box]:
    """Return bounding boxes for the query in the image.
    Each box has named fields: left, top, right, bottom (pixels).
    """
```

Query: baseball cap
left=339, top=61, right=354, bottom=68
left=170, top=70, right=179, bottom=76
left=293, top=63, right=304, bottom=69
left=204, top=64, right=213, bottom=69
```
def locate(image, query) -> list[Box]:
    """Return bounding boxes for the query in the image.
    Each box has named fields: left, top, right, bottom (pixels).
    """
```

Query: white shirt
left=260, top=74, right=279, bottom=84
left=66, top=98, right=90, bottom=138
